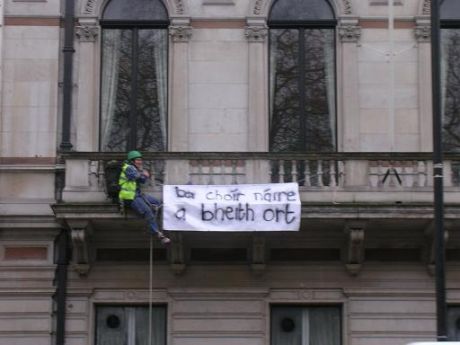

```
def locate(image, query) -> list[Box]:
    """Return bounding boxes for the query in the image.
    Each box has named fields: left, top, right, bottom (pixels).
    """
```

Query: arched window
left=268, top=0, right=337, bottom=152
left=100, top=0, right=169, bottom=152
left=441, top=0, right=460, bottom=151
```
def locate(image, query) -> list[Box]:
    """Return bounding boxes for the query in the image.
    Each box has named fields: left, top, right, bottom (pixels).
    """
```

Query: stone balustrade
left=59, top=152, right=460, bottom=204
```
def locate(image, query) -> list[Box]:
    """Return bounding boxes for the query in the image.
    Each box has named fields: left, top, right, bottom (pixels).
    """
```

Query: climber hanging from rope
left=118, top=150, right=171, bottom=245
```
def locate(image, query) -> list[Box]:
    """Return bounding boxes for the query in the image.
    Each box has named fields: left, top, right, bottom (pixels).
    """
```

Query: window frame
left=268, top=20, right=338, bottom=152
left=99, top=5, right=169, bottom=152
left=267, top=0, right=338, bottom=153
left=94, top=303, right=168, bottom=345
left=270, top=304, right=343, bottom=345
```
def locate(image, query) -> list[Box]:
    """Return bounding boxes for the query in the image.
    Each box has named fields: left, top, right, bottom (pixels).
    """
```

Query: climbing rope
left=148, top=235, right=153, bottom=345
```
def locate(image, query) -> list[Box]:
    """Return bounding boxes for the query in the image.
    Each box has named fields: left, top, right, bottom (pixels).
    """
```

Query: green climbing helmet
left=127, top=150, right=142, bottom=161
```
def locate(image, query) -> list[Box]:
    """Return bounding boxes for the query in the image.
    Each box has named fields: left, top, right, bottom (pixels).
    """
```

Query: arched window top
left=102, top=0, right=169, bottom=23
left=268, top=0, right=335, bottom=24
left=441, top=0, right=460, bottom=21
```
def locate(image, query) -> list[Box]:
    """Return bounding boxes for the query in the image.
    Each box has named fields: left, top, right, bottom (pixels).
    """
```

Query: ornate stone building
left=2, top=0, right=460, bottom=344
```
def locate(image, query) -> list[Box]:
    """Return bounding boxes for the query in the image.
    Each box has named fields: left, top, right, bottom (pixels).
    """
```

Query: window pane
left=271, top=306, right=341, bottom=345
left=441, top=0, right=460, bottom=20
left=448, top=306, right=460, bottom=340
left=269, top=28, right=336, bottom=152
left=96, top=306, right=166, bottom=345
left=304, top=29, right=336, bottom=151
left=269, top=0, right=335, bottom=22
left=270, top=29, right=301, bottom=152
left=441, top=29, right=460, bottom=152
left=103, top=0, right=168, bottom=22
left=136, top=29, right=167, bottom=151
left=101, top=29, right=132, bottom=152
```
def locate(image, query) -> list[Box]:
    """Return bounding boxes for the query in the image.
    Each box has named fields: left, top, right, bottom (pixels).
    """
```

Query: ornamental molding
left=82, top=0, right=184, bottom=16
left=415, top=24, right=430, bottom=43
left=422, top=0, right=430, bottom=15
left=169, top=25, right=192, bottom=42
left=252, top=0, right=352, bottom=16
left=245, top=25, right=268, bottom=42
left=75, top=25, right=99, bottom=42
left=338, top=24, right=361, bottom=43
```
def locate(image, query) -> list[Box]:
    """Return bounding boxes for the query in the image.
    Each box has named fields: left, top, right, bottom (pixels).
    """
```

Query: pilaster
left=169, top=20, right=192, bottom=151
left=245, top=20, right=268, bottom=151
left=338, top=19, right=361, bottom=151
left=75, top=20, right=100, bottom=151
left=415, top=18, right=433, bottom=151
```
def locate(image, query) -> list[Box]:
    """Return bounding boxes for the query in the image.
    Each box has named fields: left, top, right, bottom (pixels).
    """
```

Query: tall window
left=268, top=0, right=337, bottom=152
left=96, top=305, right=166, bottom=345
left=100, top=0, right=169, bottom=152
left=271, top=305, right=341, bottom=345
left=441, top=0, right=460, bottom=151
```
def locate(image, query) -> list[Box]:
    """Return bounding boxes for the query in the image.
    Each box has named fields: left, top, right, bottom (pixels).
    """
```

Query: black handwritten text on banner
left=163, top=183, right=300, bottom=231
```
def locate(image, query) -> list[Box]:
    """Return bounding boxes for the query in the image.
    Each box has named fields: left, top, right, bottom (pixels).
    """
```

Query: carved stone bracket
left=344, top=221, right=366, bottom=276
left=415, top=24, right=430, bottom=43
left=251, top=235, right=266, bottom=274
left=68, top=220, right=93, bottom=276
left=169, top=25, right=192, bottom=42
left=425, top=221, right=450, bottom=276
left=245, top=25, right=268, bottom=42
left=169, top=233, right=186, bottom=275
left=76, top=25, right=99, bottom=42
left=338, top=24, right=361, bottom=43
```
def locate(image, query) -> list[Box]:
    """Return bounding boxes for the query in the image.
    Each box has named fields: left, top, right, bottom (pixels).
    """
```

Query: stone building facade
left=2, top=0, right=460, bottom=344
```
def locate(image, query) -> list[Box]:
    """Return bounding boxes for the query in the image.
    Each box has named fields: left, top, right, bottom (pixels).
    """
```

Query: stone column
left=0, top=0, right=4, bottom=115
left=415, top=18, right=432, bottom=152
left=338, top=19, right=361, bottom=152
left=169, top=21, right=192, bottom=151
left=75, top=21, right=99, bottom=151
left=245, top=22, right=268, bottom=151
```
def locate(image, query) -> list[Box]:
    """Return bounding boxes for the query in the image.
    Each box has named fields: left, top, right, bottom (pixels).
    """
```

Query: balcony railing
left=59, top=152, right=460, bottom=204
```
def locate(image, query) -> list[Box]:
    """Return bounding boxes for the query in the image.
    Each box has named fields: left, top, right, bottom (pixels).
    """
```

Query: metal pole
left=431, top=0, right=447, bottom=340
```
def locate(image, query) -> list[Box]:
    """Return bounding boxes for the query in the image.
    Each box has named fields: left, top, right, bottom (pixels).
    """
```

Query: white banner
left=163, top=183, right=300, bottom=231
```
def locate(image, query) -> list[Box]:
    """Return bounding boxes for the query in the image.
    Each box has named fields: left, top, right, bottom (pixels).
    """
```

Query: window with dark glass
left=441, top=0, right=460, bottom=151
left=96, top=305, right=166, bottom=345
left=100, top=0, right=169, bottom=152
left=271, top=305, right=341, bottom=345
left=268, top=0, right=337, bottom=152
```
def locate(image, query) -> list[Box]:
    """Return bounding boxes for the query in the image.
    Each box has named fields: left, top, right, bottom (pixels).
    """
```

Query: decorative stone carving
left=415, top=24, right=431, bottom=43
left=76, top=25, right=99, bottom=42
left=343, top=0, right=352, bottom=14
left=169, top=233, right=186, bottom=275
left=84, top=0, right=97, bottom=14
left=344, top=221, right=366, bottom=275
left=338, top=24, right=361, bottom=43
left=251, top=235, right=266, bottom=274
left=174, top=0, right=185, bottom=14
left=68, top=220, right=93, bottom=276
left=169, top=25, right=192, bottom=42
left=253, top=0, right=264, bottom=15
left=245, top=25, right=268, bottom=42
left=83, top=0, right=185, bottom=16
left=423, top=0, right=430, bottom=15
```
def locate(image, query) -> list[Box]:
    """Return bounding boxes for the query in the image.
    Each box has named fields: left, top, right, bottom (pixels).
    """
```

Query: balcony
left=52, top=152, right=460, bottom=276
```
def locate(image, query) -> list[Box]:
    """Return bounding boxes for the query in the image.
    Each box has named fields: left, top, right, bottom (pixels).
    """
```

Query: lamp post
left=431, top=0, right=447, bottom=341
